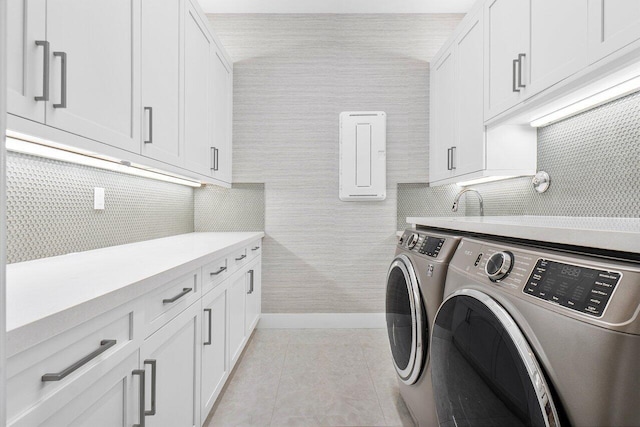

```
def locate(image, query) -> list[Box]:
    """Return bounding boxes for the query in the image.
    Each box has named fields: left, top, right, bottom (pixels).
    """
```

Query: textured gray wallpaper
left=195, top=183, right=265, bottom=232
left=6, top=152, right=194, bottom=263
left=397, top=90, right=640, bottom=228
left=208, top=14, right=463, bottom=314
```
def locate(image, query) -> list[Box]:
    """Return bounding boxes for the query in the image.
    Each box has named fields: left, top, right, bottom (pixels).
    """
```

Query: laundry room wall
left=205, top=14, right=463, bottom=314
left=5, top=152, right=194, bottom=263
left=397, top=89, right=640, bottom=229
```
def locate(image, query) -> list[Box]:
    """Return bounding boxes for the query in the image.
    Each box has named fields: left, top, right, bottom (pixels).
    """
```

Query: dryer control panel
left=524, top=259, right=621, bottom=318
left=398, top=230, right=445, bottom=258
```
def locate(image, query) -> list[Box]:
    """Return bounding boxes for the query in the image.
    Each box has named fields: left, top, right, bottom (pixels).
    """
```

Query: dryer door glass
left=431, top=292, right=559, bottom=427
left=386, top=256, right=426, bottom=385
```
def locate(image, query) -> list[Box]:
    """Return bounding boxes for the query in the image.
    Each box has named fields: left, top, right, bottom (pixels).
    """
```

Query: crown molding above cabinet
left=6, top=0, right=233, bottom=187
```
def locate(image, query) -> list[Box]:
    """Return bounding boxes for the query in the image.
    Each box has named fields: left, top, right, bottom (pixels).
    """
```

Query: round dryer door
left=431, top=289, right=560, bottom=427
left=386, top=254, right=426, bottom=385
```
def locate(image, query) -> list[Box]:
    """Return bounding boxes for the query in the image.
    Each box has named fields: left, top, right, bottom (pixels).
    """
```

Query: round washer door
left=385, top=254, right=426, bottom=385
left=431, top=289, right=560, bottom=427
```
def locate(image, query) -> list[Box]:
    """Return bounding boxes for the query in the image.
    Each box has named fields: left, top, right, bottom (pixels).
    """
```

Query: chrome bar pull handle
left=132, top=369, right=146, bottom=427
left=34, top=41, right=50, bottom=101
left=144, top=107, right=153, bottom=144
left=143, top=360, right=157, bottom=416
left=53, top=52, right=67, bottom=108
left=215, top=148, right=219, bottom=171
left=517, top=53, right=526, bottom=89
left=162, top=287, right=192, bottom=304
left=210, top=266, right=227, bottom=276
left=210, top=147, right=216, bottom=170
left=451, top=146, right=456, bottom=170
left=235, top=254, right=247, bottom=261
left=251, top=246, right=260, bottom=251
left=447, top=148, right=452, bottom=171
left=512, top=58, right=520, bottom=93
left=42, top=339, right=116, bottom=381
left=248, top=270, right=254, bottom=294
left=204, top=308, right=212, bottom=345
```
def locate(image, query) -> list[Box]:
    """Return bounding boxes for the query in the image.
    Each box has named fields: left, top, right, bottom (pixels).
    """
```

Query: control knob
left=485, top=251, right=513, bottom=281
left=407, top=233, right=419, bottom=250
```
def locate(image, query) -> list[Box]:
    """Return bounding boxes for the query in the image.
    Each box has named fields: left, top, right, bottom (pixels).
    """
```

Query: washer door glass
left=431, top=291, right=559, bottom=427
left=385, top=256, right=426, bottom=384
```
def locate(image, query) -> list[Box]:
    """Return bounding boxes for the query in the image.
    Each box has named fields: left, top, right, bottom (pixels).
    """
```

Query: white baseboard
left=257, top=313, right=386, bottom=329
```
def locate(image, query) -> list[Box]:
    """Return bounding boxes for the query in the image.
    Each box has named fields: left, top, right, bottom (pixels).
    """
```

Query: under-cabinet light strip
left=456, top=175, right=516, bottom=187
left=5, top=136, right=203, bottom=188
left=530, top=75, right=640, bottom=128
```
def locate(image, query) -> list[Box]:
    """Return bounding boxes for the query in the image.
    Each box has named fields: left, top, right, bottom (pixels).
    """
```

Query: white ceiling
left=200, top=0, right=475, bottom=14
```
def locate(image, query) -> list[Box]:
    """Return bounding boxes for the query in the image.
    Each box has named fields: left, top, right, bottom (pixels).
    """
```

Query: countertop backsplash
left=398, top=90, right=640, bottom=230
left=5, top=151, right=194, bottom=263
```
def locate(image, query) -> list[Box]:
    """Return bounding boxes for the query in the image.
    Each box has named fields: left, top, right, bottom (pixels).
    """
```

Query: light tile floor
left=205, top=329, right=415, bottom=427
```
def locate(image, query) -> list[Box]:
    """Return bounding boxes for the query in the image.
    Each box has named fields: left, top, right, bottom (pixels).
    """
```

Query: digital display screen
left=420, top=237, right=445, bottom=258
left=524, top=259, right=621, bottom=317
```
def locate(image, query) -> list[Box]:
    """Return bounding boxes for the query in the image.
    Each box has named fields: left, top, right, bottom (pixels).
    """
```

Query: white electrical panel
left=339, top=111, right=386, bottom=201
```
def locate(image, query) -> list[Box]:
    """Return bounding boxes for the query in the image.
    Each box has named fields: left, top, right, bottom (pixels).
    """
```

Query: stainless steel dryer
left=386, top=229, right=461, bottom=426
left=431, top=237, right=640, bottom=427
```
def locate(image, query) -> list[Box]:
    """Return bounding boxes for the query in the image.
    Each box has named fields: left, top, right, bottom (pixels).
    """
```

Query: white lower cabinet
left=37, top=351, right=141, bottom=427
left=201, top=285, right=228, bottom=420
left=245, top=259, right=262, bottom=335
left=7, top=238, right=262, bottom=427
left=228, top=270, right=247, bottom=367
left=140, top=301, right=201, bottom=427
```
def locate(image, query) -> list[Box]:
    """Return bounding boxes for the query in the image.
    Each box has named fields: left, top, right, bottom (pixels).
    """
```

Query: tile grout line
left=268, top=331, right=292, bottom=426
left=360, top=332, right=391, bottom=427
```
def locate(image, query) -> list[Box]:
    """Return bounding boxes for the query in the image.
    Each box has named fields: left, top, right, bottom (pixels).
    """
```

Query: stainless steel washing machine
left=431, top=236, right=640, bottom=427
left=386, top=229, right=461, bottom=426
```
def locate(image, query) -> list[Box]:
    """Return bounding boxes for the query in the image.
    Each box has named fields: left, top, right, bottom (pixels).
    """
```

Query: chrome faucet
left=452, top=188, right=484, bottom=216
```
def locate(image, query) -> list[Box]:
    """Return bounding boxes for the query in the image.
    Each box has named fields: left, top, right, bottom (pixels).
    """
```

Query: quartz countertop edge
left=6, top=231, right=265, bottom=357
left=406, top=216, right=640, bottom=254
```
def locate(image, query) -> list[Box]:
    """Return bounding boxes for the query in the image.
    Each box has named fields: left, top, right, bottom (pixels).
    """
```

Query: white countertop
left=6, top=232, right=264, bottom=356
left=406, top=216, right=640, bottom=254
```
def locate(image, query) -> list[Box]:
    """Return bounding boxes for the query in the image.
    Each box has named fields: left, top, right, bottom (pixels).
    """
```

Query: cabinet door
left=429, top=48, right=456, bottom=183
left=528, top=0, right=588, bottom=96
left=454, top=12, right=485, bottom=177
left=245, top=261, right=262, bottom=335
left=211, top=48, right=233, bottom=184
left=588, top=0, right=640, bottom=63
left=18, top=351, right=141, bottom=427
left=184, top=2, right=214, bottom=177
left=201, top=286, right=227, bottom=418
left=141, top=302, right=201, bottom=427
left=228, top=271, right=247, bottom=367
left=44, top=0, right=141, bottom=153
left=7, top=0, right=46, bottom=122
left=484, top=0, right=529, bottom=119
left=141, top=0, right=182, bottom=165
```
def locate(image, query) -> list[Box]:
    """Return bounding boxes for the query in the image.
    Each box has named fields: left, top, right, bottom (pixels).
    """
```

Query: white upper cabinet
left=6, top=0, right=234, bottom=186
left=44, top=0, right=141, bottom=153
left=588, top=0, right=640, bottom=63
left=484, top=0, right=530, bottom=119
left=429, top=49, right=456, bottom=183
left=454, top=12, right=485, bottom=178
left=528, top=0, right=589, bottom=96
left=7, top=0, right=46, bottom=123
left=141, top=0, right=183, bottom=165
left=485, top=0, right=597, bottom=120
left=211, top=49, right=233, bottom=184
left=184, top=2, right=214, bottom=177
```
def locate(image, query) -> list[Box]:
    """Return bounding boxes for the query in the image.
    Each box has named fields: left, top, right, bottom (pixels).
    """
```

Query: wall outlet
left=94, top=187, right=105, bottom=210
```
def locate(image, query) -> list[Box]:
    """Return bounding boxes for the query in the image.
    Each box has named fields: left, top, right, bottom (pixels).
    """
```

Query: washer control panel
left=524, top=259, right=621, bottom=318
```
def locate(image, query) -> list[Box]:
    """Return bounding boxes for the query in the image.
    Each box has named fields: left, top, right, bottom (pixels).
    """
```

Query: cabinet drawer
left=7, top=301, right=140, bottom=425
left=144, top=270, right=200, bottom=337
left=247, top=239, right=262, bottom=260
left=203, top=255, right=229, bottom=295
